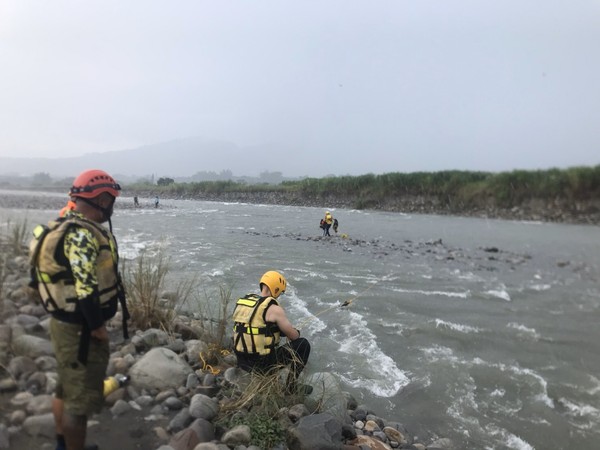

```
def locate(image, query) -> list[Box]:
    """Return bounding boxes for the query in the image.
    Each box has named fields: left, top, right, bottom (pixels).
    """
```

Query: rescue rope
left=198, top=347, right=232, bottom=375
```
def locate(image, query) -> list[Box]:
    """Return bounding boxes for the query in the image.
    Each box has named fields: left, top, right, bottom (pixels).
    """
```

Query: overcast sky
left=1, top=0, right=599, bottom=176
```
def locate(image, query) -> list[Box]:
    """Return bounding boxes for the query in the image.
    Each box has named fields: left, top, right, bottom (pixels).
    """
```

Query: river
left=2, top=191, right=599, bottom=449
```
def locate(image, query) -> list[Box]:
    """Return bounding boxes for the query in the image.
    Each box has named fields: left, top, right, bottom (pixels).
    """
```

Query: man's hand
left=91, top=325, right=109, bottom=342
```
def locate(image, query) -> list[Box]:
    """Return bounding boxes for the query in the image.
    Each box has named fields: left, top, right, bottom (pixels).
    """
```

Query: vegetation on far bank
left=3, top=165, right=599, bottom=221
left=126, top=165, right=600, bottom=211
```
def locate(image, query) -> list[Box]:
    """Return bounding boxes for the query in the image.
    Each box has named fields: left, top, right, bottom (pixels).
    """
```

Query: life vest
left=232, top=294, right=281, bottom=356
left=29, top=216, right=122, bottom=318
left=325, top=212, right=333, bottom=225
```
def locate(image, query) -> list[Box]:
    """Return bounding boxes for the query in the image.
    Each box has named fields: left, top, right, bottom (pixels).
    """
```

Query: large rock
left=188, top=394, right=219, bottom=421
left=221, top=424, right=251, bottom=447
left=26, top=394, right=53, bottom=415
left=8, top=356, right=37, bottom=379
left=137, top=328, right=170, bottom=349
left=22, top=413, right=55, bottom=437
left=129, top=348, right=193, bottom=391
left=303, top=372, right=346, bottom=418
left=184, top=340, right=209, bottom=364
left=286, top=413, right=344, bottom=450
left=349, top=435, right=392, bottom=450
left=11, top=334, right=54, bottom=358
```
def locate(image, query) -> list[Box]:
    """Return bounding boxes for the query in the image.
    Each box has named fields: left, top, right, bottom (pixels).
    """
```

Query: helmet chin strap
left=78, top=197, right=114, bottom=232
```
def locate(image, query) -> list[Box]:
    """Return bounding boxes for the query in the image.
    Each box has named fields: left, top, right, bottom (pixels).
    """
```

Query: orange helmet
left=69, top=169, right=121, bottom=199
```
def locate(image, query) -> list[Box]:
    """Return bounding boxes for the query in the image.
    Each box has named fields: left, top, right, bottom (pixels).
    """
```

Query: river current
left=2, top=192, right=599, bottom=449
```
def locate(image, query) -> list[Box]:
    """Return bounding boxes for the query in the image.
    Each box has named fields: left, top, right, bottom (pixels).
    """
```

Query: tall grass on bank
left=0, top=243, right=6, bottom=311
left=194, top=283, right=234, bottom=349
left=122, top=248, right=198, bottom=332
left=5, top=218, right=28, bottom=256
left=125, top=165, right=600, bottom=213
left=122, top=247, right=234, bottom=353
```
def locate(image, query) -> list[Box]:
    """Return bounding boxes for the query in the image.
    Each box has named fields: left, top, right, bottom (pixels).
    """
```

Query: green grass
left=124, top=165, right=600, bottom=213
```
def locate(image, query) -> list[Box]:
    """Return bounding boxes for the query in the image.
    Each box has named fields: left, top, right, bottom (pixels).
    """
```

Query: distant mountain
left=0, top=137, right=302, bottom=179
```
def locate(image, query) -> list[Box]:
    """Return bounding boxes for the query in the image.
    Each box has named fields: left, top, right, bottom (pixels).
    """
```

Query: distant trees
left=31, top=172, right=52, bottom=186
left=157, top=177, right=175, bottom=186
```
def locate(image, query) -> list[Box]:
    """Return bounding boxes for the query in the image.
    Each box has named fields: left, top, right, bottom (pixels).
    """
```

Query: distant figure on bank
left=133, top=196, right=139, bottom=207
left=233, top=271, right=311, bottom=392
left=323, top=211, right=333, bottom=236
left=333, top=218, right=339, bottom=234
left=154, top=196, right=159, bottom=208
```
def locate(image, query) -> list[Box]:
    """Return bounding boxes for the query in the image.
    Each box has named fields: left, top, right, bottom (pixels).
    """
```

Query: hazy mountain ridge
left=0, top=137, right=305, bottom=179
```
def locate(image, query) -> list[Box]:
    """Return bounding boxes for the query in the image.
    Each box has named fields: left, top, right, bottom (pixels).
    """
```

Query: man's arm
left=64, top=228, right=107, bottom=340
left=265, top=304, right=300, bottom=341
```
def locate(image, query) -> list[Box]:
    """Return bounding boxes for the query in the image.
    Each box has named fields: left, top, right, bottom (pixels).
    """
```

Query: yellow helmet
left=260, top=271, right=286, bottom=299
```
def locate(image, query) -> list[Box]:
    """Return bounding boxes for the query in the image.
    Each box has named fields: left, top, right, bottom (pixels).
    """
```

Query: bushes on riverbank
left=125, top=165, right=600, bottom=224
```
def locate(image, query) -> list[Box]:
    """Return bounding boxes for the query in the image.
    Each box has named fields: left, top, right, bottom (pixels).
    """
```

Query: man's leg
left=277, top=338, right=311, bottom=392
left=63, top=412, right=88, bottom=450
left=53, top=397, right=66, bottom=449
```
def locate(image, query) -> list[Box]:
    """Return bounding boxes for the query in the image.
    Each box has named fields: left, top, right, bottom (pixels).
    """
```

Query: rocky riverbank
left=0, top=234, right=454, bottom=450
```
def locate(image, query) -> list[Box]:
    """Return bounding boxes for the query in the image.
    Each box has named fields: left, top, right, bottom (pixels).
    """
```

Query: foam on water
left=421, top=345, right=460, bottom=364
left=558, top=398, right=600, bottom=431
left=284, top=267, right=328, bottom=280
left=530, top=283, right=552, bottom=291
left=452, top=269, right=484, bottom=282
left=392, top=287, right=470, bottom=299
left=336, top=310, right=409, bottom=397
left=507, top=322, right=541, bottom=340
left=285, top=289, right=327, bottom=335
left=471, top=358, right=554, bottom=409
left=588, top=375, right=600, bottom=395
left=434, top=319, right=482, bottom=334
left=484, top=289, right=511, bottom=301
left=490, top=388, right=505, bottom=398
left=485, top=424, right=535, bottom=450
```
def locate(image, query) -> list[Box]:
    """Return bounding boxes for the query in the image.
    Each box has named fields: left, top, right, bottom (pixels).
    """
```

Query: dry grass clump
left=122, top=248, right=198, bottom=332
left=122, top=247, right=234, bottom=354
left=6, top=218, right=28, bottom=256
left=193, top=283, right=234, bottom=347
left=0, top=242, right=6, bottom=310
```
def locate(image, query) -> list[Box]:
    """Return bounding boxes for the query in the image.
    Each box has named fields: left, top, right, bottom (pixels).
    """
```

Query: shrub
left=122, top=247, right=198, bottom=332
left=219, top=367, right=304, bottom=449
left=6, top=218, right=28, bottom=256
left=229, top=411, right=285, bottom=449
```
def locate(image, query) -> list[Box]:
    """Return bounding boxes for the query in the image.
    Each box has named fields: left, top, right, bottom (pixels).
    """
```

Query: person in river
left=333, top=218, right=339, bottom=234
left=323, top=211, right=333, bottom=236
left=232, top=271, right=311, bottom=392
left=29, top=169, right=129, bottom=450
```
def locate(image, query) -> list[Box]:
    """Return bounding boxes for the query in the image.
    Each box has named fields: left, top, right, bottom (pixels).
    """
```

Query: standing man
left=323, top=211, right=333, bottom=236
left=233, top=271, right=311, bottom=392
left=29, top=169, right=128, bottom=450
